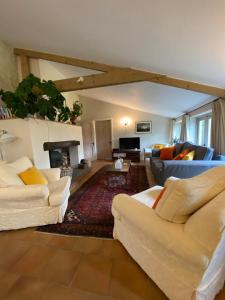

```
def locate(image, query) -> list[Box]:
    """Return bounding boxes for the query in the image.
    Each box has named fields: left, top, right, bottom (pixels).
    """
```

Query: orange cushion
left=173, top=149, right=190, bottom=160
left=152, top=187, right=167, bottom=209
left=160, top=146, right=175, bottom=160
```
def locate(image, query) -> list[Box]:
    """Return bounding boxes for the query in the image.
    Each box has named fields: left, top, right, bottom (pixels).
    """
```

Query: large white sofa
left=0, top=157, right=71, bottom=230
left=112, top=168, right=225, bottom=300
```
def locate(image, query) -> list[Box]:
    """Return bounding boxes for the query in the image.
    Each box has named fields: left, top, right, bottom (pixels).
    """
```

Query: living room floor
left=0, top=160, right=224, bottom=300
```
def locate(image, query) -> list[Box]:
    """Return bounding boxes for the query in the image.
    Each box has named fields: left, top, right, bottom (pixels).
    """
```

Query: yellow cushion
left=183, top=150, right=195, bottom=161
left=18, top=167, right=48, bottom=185
left=153, top=144, right=165, bottom=150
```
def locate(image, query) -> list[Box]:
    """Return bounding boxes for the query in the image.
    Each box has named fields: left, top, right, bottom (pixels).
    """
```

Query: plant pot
left=70, top=116, right=78, bottom=125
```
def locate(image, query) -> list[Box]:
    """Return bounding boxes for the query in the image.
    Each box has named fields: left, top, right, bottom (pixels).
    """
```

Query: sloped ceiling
left=0, top=0, right=224, bottom=117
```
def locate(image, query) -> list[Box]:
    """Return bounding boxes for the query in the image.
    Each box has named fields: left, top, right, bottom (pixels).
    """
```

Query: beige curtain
left=180, top=114, right=190, bottom=142
left=211, top=98, right=225, bottom=155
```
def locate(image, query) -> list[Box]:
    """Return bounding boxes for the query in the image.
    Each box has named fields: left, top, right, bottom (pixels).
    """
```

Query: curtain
left=211, top=98, right=225, bottom=155
left=180, top=114, right=190, bottom=142
left=170, top=119, right=176, bottom=144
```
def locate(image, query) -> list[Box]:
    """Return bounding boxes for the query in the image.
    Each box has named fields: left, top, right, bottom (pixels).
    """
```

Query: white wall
left=76, top=94, right=171, bottom=159
left=0, top=118, right=84, bottom=168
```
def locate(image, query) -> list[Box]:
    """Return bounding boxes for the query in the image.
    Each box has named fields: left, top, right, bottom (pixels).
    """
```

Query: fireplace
left=43, top=140, right=80, bottom=171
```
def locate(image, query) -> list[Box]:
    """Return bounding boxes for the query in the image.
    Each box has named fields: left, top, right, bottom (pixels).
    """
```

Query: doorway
left=95, top=119, right=112, bottom=160
left=82, top=122, right=95, bottom=161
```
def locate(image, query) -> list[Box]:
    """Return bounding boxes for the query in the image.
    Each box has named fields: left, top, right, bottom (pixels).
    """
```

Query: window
left=173, top=121, right=181, bottom=142
left=197, top=115, right=212, bottom=147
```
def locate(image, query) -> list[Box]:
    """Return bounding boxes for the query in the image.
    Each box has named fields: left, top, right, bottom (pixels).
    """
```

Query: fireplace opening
left=49, top=148, right=71, bottom=168
left=43, top=140, right=80, bottom=177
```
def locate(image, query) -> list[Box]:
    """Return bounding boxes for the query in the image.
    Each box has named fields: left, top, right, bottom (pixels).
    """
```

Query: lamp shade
left=0, top=130, right=17, bottom=144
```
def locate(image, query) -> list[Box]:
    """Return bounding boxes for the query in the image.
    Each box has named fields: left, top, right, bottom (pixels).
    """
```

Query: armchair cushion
left=0, top=184, right=49, bottom=208
left=7, top=156, right=33, bottom=173
left=0, top=165, right=24, bottom=187
left=155, top=166, right=225, bottom=223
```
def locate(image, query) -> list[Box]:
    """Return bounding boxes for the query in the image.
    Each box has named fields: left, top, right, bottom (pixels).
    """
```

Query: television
left=119, top=137, right=140, bottom=150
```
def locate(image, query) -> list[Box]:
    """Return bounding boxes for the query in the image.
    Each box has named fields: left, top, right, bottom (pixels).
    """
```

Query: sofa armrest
left=40, top=168, right=61, bottom=182
left=49, top=176, right=71, bottom=206
left=0, top=185, right=49, bottom=208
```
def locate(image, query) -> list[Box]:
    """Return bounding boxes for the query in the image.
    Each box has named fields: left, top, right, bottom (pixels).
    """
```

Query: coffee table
left=106, top=160, right=131, bottom=189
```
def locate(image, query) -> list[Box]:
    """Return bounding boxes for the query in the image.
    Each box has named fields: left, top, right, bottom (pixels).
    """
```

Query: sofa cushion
left=7, top=156, right=33, bottom=173
left=19, top=167, right=48, bottom=185
left=173, top=149, right=190, bottom=160
left=160, top=146, right=175, bottom=160
left=182, top=142, right=196, bottom=152
left=0, top=165, right=24, bottom=187
left=194, top=146, right=214, bottom=160
left=155, top=166, right=225, bottom=223
left=174, top=143, right=184, bottom=156
left=183, top=150, right=195, bottom=160
left=185, top=190, right=225, bottom=252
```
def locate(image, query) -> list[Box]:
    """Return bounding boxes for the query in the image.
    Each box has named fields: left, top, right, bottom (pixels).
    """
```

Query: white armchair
left=112, top=171, right=225, bottom=300
left=0, top=157, right=71, bottom=231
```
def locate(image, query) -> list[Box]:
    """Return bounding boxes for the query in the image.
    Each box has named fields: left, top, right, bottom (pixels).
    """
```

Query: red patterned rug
left=38, top=164, right=149, bottom=238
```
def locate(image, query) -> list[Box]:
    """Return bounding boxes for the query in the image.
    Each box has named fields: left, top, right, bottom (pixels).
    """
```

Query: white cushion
left=155, top=166, right=225, bottom=223
left=0, top=165, right=24, bottom=187
left=0, top=185, right=49, bottom=208
left=7, top=156, right=33, bottom=173
left=132, top=185, right=163, bottom=207
left=164, top=176, right=180, bottom=187
left=184, top=190, right=225, bottom=252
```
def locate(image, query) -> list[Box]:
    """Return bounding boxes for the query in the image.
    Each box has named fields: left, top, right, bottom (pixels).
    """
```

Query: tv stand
left=112, top=148, right=141, bottom=162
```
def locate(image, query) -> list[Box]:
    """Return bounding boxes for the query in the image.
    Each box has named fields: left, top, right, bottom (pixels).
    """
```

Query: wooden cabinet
left=112, top=148, right=141, bottom=162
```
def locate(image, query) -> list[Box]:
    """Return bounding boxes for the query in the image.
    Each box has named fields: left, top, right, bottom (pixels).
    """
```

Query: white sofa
left=112, top=174, right=225, bottom=300
left=0, top=157, right=71, bottom=230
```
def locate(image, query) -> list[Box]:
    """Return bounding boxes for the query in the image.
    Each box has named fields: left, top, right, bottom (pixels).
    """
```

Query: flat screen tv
left=119, top=137, right=140, bottom=150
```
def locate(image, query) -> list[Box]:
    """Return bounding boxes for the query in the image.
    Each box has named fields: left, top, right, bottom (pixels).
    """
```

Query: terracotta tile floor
left=0, top=229, right=224, bottom=300
left=0, top=161, right=224, bottom=299
left=0, top=229, right=167, bottom=300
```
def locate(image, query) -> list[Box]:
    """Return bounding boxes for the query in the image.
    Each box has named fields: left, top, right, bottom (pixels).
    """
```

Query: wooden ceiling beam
left=14, top=48, right=114, bottom=72
left=54, top=69, right=225, bottom=97
left=14, top=48, right=225, bottom=97
left=54, top=69, right=165, bottom=92
left=147, top=76, right=225, bottom=97
left=20, top=55, right=30, bottom=79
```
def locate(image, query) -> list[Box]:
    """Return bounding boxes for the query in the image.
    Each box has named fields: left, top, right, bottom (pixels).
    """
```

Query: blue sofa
left=150, top=141, right=225, bottom=185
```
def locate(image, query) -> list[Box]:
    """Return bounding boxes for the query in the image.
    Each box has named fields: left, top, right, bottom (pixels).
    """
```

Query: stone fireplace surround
left=43, top=140, right=80, bottom=168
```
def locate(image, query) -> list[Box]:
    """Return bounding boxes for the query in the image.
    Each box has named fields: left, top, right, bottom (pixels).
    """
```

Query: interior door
left=82, top=122, right=95, bottom=161
left=95, top=120, right=112, bottom=160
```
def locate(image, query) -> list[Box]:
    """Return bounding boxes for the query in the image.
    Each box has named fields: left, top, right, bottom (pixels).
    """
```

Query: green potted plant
left=70, top=100, right=83, bottom=124
left=0, top=74, right=71, bottom=122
